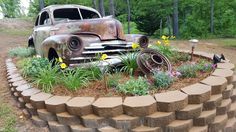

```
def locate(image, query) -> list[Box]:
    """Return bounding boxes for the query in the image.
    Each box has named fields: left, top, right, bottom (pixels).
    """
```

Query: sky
left=0, top=0, right=30, bottom=19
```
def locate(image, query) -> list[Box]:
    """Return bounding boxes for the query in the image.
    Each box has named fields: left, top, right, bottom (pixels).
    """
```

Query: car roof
left=41, top=4, right=99, bottom=14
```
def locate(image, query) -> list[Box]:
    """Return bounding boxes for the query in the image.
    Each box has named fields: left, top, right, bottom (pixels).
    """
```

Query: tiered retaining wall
left=5, top=51, right=236, bottom=132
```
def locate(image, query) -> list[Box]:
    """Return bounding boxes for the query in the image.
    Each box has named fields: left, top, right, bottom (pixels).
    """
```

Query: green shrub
left=150, top=45, right=174, bottom=59
left=34, top=64, right=60, bottom=93
left=196, top=60, right=213, bottom=72
left=8, top=47, right=35, bottom=58
left=177, top=64, right=198, bottom=78
left=153, top=71, right=174, bottom=88
left=85, top=65, right=102, bottom=80
left=117, top=77, right=149, bottom=95
left=107, top=73, right=121, bottom=88
left=171, top=52, right=190, bottom=63
left=120, top=52, right=138, bottom=75
left=21, top=57, right=49, bottom=78
left=61, top=69, right=87, bottom=91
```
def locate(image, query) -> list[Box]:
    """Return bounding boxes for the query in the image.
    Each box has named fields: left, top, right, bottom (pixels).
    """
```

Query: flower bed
left=5, top=49, right=236, bottom=132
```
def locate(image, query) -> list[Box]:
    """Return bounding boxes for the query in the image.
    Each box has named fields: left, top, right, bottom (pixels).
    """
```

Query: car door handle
left=50, top=28, right=59, bottom=31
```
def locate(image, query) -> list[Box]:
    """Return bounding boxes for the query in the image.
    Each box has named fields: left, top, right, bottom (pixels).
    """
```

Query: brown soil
left=47, top=55, right=212, bottom=98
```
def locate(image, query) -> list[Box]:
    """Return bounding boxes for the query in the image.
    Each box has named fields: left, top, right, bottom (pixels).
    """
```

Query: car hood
left=53, top=18, right=125, bottom=40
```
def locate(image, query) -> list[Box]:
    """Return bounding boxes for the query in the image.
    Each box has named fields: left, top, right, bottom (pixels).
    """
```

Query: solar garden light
left=189, top=39, right=199, bottom=61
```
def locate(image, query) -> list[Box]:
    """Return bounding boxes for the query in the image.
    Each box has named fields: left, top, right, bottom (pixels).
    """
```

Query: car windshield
left=53, top=8, right=81, bottom=22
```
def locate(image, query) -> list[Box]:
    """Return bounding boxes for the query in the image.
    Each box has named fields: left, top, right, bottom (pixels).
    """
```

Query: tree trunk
left=173, top=0, right=179, bottom=38
left=98, top=0, right=105, bottom=17
left=109, top=0, right=115, bottom=17
left=92, top=0, right=97, bottom=10
left=39, top=0, right=44, bottom=11
left=127, top=0, right=131, bottom=34
left=167, top=16, right=172, bottom=36
left=160, top=18, right=163, bottom=36
left=210, top=0, right=214, bottom=33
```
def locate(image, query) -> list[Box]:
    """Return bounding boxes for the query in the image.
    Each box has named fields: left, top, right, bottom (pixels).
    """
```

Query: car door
left=33, top=11, right=52, bottom=56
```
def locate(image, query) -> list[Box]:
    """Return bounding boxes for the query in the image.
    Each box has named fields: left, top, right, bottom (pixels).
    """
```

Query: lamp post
left=189, top=39, right=199, bottom=61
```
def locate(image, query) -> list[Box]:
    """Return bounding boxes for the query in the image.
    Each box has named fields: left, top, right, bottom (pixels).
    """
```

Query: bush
left=117, top=77, right=149, bottom=95
left=61, top=69, right=87, bottom=91
left=120, top=52, right=138, bottom=75
left=34, top=64, right=60, bottom=93
left=177, top=64, right=198, bottom=78
left=21, top=57, right=49, bottom=78
left=107, top=73, right=121, bottom=88
left=196, top=60, right=214, bottom=72
left=153, top=71, right=174, bottom=88
left=171, top=52, right=190, bottom=63
left=8, top=47, right=35, bottom=58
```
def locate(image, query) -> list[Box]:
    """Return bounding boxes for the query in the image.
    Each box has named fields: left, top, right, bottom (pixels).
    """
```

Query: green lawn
left=0, top=101, right=16, bottom=132
left=207, top=39, right=236, bottom=48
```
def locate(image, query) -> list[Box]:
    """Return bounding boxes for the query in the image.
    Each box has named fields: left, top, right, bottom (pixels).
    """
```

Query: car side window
left=39, top=11, right=51, bottom=25
left=53, top=8, right=81, bottom=22
left=35, top=16, right=39, bottom=26
left=80, top=9, right=100, bottom=19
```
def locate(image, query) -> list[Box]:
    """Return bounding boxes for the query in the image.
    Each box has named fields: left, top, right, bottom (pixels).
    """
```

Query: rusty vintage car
left=28, top=4, right=149, bottom=67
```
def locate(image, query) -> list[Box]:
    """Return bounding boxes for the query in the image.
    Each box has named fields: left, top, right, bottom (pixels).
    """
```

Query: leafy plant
left=34, top=64, right=60, bottom=93
left=119, top=52, right=138, bottom=75
left=196, top=60, right=213, bottom=72
left=61, top=69, right=87, bottom=91
left=153, top=71, right=174, bottom=88
left=171, top=52, right=190, bottom=63
left=117, top=77, right=149, bottom=95
left=86, top=65, right=102, bottom=80
left=177, top=64, right=198, bottom=78
left=8, top=47, right=35, bottom=58
left=21, top=57, right=49, bottom=78
left=107, top=73, right=121, bottom=88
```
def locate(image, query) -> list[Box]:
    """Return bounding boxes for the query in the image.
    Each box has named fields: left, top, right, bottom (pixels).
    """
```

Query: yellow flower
left=156, top=40, right=161, bottom=46
left=60, top=63, right=67, bottom=69
left=161, top=35, right=167, bottom=40
left=171, top=35, right=176, bottom=39
left=131, top=43, right=139, bottom=49
left=164, top=40, right=170, bottom=46
left=100, top=54, right=108, bottom=60
left=58, top=57, right=63, bottom=63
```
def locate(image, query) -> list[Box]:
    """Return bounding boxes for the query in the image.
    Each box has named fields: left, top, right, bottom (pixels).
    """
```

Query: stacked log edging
left=5, top=51, right=236, bottom=132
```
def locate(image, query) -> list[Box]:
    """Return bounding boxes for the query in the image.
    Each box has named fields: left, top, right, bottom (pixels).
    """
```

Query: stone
left=189, top=126, right=208, bottom=132
left=31, top=115, right=48, bottom=127
left=56, top=112, right=80, bottom=125
left=66, top=97, right=95, bottom=116
left=110, top=114, right=141, bottom=129
left=203, top=94, right=222, bottom=110
left=230, top=89, right=236, bottom=102
left=165, top=119, right=193, bottom=132
left=208, top=115, right=228, bottom=132
left=92, top=97, right=123, bottom=117
left=48, top=121, right=70, bottom=132
left=217, top=62, right=235, bottom=70
left=222, top=84, right=233, bottom=99
left=144, top=112, right=175, bottom=127
left=22, top=108, right=31, bottom=119
left=193, top=109, right=216, bottom=126
left=223, top=118, right=236, bottom=132
left=216, top=99, right=231, bottom=115
left=212, top=69, right=234, bottom=84
left=155, top=90, right=188, bottom=112
left=181, top=83, right=211, bottom=104
left=21, top=88, right=41, bottom=103
left=131, top=126, right=162, bottom=132
left=45, top=96, right=71, bottom=113
left=123, top=95, right=157, bottom=116
left=7, top=73, right=20, bottom=80
left=81, top=114, right=107, bottom=128
left=18, top=97, right=25, bottom=108
left=30, top=92, right=52, bottom=109
left=15, top=83, right=31, bottom=95
left=37, top=109, right=57, bottom=121
left=12, top=80, right=27, bottom=89
left=228, top=102, right=236, bottom=118
left=9, top=76, right=23, bottom=84
left=25, top=103, right=37, bottom=115
left=98, top=126, right=121, bottom=132
left=232, top=75, right=236, bottom=87
left=70, top=125, right=95, bottom=132
left=176, top=104, right=202, bottom=120
left=201, top=76, right=227, bottom=95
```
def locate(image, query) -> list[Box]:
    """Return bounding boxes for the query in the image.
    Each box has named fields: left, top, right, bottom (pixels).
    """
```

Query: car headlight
left=68, top=36, right=83, bottom=51
left=138, top=36, right=149, bottom=48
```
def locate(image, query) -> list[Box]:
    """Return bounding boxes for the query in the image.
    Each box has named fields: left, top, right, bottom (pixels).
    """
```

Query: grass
left=0, top=101, right=16, bottom=132
left=0, top=28, right=32, bottom=37
left=205, top=39, right=236, bottom=48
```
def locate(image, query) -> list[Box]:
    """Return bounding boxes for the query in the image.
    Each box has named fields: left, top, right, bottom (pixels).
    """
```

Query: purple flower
left=175, top=71, right=182, bottom=77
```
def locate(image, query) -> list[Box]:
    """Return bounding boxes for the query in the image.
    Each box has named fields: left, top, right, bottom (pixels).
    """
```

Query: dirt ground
left=0, top=19, right=235, bottom=131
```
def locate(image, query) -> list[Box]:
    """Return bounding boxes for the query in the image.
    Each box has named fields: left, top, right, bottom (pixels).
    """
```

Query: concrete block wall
left=5, top=51, right=236, bottom=132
